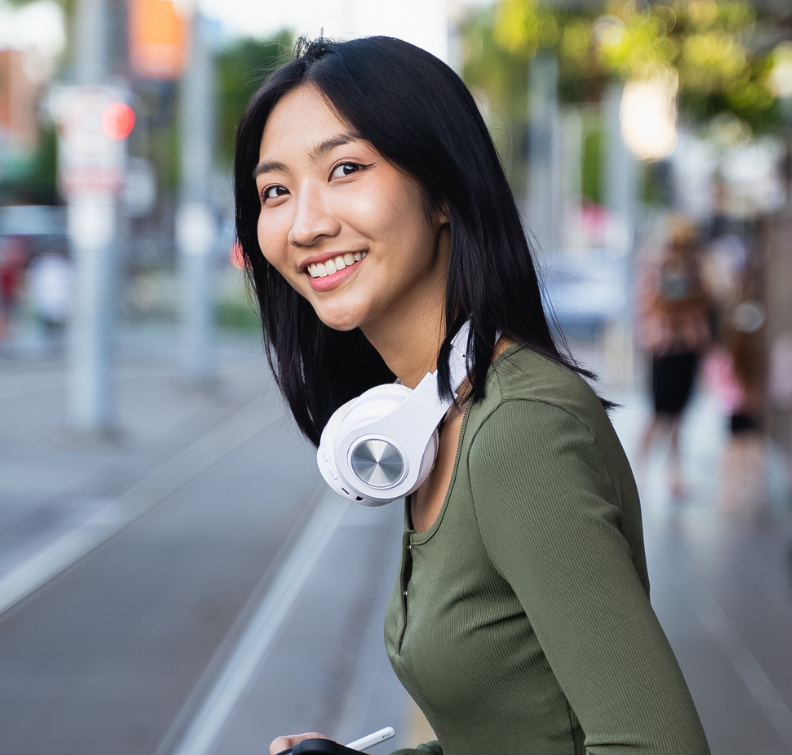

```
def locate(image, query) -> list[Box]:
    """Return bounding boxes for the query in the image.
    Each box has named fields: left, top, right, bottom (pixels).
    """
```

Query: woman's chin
left=313, top=308, right=367, bottom=333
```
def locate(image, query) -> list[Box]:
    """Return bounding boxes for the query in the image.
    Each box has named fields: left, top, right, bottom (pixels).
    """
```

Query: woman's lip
left=306, top=256, right=364, bottom=292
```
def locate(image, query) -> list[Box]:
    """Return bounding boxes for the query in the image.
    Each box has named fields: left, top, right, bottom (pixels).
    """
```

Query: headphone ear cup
left=317, top=395, right=364, bottom=499
left=318, top=385, right=414, bottom=503
left=334, top=384, right=413, bottom=497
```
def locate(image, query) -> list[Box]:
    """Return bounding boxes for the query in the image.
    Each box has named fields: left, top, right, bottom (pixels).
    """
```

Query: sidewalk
left=612, top=386, right=792, bottom=755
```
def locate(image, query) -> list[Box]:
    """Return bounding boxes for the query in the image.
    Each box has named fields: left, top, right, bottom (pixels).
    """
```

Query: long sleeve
left=388, top=741, right=443, bottom=755
left=468, top=399, right=710, bottom=755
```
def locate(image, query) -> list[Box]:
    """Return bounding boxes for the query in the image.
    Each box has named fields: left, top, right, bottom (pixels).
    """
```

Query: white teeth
left=307, top=253, right=367, bottom=280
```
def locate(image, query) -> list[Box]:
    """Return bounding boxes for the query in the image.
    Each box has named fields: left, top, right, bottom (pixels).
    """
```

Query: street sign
left=52, top=85, right=132, bottom=199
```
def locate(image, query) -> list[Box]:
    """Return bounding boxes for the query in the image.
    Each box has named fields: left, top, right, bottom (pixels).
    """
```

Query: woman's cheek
left=256, top=224, right=285, bottom=272
left=255, top=237, right=284, bottom=280
left=340, top=185, right=388, bottom=231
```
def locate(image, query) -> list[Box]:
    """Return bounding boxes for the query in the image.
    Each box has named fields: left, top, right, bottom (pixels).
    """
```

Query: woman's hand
left=269, top=732, right=331, bottom=754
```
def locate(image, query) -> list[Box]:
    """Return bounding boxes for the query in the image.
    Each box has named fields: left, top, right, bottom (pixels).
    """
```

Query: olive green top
left=384, top=345, right=710, bottom=755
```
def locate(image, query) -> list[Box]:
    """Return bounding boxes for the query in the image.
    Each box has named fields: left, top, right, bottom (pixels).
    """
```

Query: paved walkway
left=612, top=382, right=792, bottom=755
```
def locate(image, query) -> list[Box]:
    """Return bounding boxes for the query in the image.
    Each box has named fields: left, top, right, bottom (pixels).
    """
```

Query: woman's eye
left=261, top=185, right=288, bottom=203
left=330, top=162, right=366, bottom=179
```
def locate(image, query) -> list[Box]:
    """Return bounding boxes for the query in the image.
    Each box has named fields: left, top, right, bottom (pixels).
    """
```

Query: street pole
left=602, top=81, right=639, bottom=387
left=559, top=107, right=583, bottom=250
left=527, top=49, right=560, bottom=254
left=67, top=0, right=118, bottom=435
left=602, top=81, right=637, bottom=246
left=73, top=0, right=106, bottom=86
left=177, top=8, right=216, bottom=387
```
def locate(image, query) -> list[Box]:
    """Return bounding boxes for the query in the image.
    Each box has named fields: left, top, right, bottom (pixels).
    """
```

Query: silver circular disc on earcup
left=350, top=439, right=405, bottom=489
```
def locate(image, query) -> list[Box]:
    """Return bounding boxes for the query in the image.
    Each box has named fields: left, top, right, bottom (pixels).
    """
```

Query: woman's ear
left=436, top=201, right=450, bottom=226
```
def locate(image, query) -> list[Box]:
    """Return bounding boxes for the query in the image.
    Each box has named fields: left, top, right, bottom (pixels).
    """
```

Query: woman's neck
left=362, top=308, right=445, bottom=388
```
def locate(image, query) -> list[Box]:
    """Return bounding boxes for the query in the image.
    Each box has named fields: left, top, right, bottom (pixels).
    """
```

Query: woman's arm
left=469, top=399, right=711, bottom=755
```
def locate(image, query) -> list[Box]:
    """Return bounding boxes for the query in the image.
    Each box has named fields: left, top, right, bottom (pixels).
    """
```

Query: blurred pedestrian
left=27, top=253, right=73, bottom=353
left=638, top=217, right=711, bottom=498
left=705, top=294, right=768, bottom=514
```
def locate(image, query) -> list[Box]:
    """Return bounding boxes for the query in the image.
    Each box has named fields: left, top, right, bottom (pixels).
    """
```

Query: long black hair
left=234, top=36, right=598, bottom=447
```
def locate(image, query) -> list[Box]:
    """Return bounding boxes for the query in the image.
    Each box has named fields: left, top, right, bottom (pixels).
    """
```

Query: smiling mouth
left=306, top=251, right=367, bottom=279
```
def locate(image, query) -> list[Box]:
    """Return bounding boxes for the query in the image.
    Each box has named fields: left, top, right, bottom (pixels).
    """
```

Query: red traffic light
left=101, top=102, right=135, bottom=140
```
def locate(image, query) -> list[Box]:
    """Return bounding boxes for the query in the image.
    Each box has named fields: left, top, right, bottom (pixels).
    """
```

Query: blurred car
left=541, top=248, right=628, bottom=339
left=0, top=204, right=69, bottom=258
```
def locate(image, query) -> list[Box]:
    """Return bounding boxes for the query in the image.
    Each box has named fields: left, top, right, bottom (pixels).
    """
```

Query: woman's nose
left=287, top=184, right=340, bottom=247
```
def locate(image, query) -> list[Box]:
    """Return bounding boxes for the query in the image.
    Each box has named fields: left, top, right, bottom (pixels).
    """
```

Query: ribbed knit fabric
left=384, top=345, right=711, bottom=755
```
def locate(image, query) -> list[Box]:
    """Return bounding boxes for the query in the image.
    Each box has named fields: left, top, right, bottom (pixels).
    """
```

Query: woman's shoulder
left=474, top=344, right=609, bottom=436
left=464, top=345, right=642, bottom=541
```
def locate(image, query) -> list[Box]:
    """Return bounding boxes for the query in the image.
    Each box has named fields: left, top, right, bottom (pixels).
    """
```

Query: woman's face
left=255, top=85, right=449, bottom=334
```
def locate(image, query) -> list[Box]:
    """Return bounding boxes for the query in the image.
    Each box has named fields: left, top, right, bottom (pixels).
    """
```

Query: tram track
left=0, top=388, right=286, bottom=619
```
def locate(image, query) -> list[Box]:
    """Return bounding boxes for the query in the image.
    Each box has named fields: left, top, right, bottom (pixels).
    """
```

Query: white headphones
left=317, top=322, right=471, bottom=506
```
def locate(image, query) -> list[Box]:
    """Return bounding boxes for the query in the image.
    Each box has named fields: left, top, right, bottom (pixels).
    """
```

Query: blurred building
left=0, top=48, right=41, bottom=152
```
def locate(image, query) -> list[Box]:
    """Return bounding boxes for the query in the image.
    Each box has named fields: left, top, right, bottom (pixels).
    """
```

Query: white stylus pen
left=345, top=727, right=395, bottom=751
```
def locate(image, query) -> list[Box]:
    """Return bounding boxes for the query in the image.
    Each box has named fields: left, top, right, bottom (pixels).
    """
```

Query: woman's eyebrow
left=253, top=159, right=287, bottom=178
left=308, top=132, right=361, bottom=160
left=253, top=132, right=363, bottom=179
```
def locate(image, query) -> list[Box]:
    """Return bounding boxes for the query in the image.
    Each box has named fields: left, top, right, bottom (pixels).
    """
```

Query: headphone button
left=350, top=438, right=405, bottom=488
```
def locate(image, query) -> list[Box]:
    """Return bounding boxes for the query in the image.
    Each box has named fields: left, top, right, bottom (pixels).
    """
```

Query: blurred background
left=1, top=0, right=791, bottom=753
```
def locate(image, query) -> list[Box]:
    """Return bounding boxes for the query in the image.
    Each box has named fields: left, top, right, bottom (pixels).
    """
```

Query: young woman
left=234, top=36, right=711, bottom=755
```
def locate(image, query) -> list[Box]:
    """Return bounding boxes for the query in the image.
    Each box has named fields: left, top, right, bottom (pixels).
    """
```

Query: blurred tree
left=486, top=0, right=787, bottom=132
left=462, top=0, right=791, bottom=206
left=216, top=32, right=293, bottom=169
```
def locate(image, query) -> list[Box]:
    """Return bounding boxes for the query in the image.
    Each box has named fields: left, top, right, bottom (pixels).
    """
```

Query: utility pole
left=602, top=81, right=637, bottom=250
left=602, top=81, right=639, bottom=387
left=527, top=49, right=561, bottom=254
left=177, top=7, right=216, bottom=387
left=66, top=0, right=120, bottom=435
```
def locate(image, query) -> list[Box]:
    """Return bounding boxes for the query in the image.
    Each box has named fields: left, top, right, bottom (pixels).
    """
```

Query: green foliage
left=217, top=298, right=260, bottom=330
left=131, top=82, right=181, bottom=192
left=216, top=31, right=294, bottom=168
left=0, top=125, right=59, bottom=205
left=581, top=115, right=603, bottom=205
left=486, top=0, right=785, bottom=129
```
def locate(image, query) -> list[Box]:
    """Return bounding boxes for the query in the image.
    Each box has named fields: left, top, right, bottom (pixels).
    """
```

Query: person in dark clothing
left=638, top=218, right=710, bottom=498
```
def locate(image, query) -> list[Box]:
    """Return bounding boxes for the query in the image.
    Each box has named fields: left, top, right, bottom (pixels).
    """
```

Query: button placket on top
left=397, top=532, right=413, bottom=651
